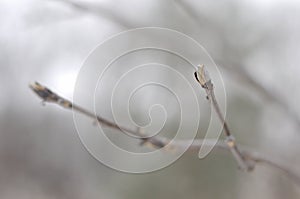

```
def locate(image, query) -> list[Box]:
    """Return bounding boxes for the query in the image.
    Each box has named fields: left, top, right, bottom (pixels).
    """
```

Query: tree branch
left=194, top=65, right=254, bottom=171
left=29, top=81, right=300, bottom=186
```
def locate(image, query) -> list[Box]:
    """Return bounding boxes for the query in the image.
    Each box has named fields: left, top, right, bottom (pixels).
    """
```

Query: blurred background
left=1, top=0, right=300, bottom=198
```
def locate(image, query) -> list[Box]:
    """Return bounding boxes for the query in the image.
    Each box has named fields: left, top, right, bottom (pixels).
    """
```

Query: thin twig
left=29, top=82, right=300, bottom=186
left=29, top=82, right=167, bottom=148
left=194, top=65, right=254, bottom=171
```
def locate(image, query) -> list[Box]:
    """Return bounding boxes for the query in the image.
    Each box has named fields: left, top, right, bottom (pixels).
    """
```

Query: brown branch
left=29, top=82, right=167, bottom=148
left=29, top=82, right=300, bottom=186
left=194, top=65, right=254, bottom=171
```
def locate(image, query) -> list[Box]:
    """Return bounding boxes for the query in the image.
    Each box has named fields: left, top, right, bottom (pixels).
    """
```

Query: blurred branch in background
left=174, top=0, right=300, bottom=129
left=52, top=0, right=135, bottom=28
left=217, top=60, right=300, bottom=128
left=29, top=79, right=300, bottom=186
left=52, top=0, right=300, bottom=129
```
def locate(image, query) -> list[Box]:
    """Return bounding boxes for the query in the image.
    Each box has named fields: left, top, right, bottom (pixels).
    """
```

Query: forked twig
left=29, top=81, right=300, bottom=185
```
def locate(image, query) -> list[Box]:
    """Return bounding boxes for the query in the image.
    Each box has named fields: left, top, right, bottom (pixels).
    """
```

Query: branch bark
left=194, top=65, right=254, bottom=171
left=29, top=81, right=300, bottom=186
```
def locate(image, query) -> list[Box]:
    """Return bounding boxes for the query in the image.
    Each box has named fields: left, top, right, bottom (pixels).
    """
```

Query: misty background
left=1, top=0, right=300, bottom=198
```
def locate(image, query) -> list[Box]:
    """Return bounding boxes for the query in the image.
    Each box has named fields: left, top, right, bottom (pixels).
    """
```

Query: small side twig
left=194, top=64, right=254, bottom=171
left=29, top=82, right=166, bottom=148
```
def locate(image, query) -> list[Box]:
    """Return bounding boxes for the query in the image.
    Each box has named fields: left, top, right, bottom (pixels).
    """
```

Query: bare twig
left=29, top=82, right=300, bottom=186
left=29, top=82, right=166, bottom=148
left=194, top=65, right=255, bottom=171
